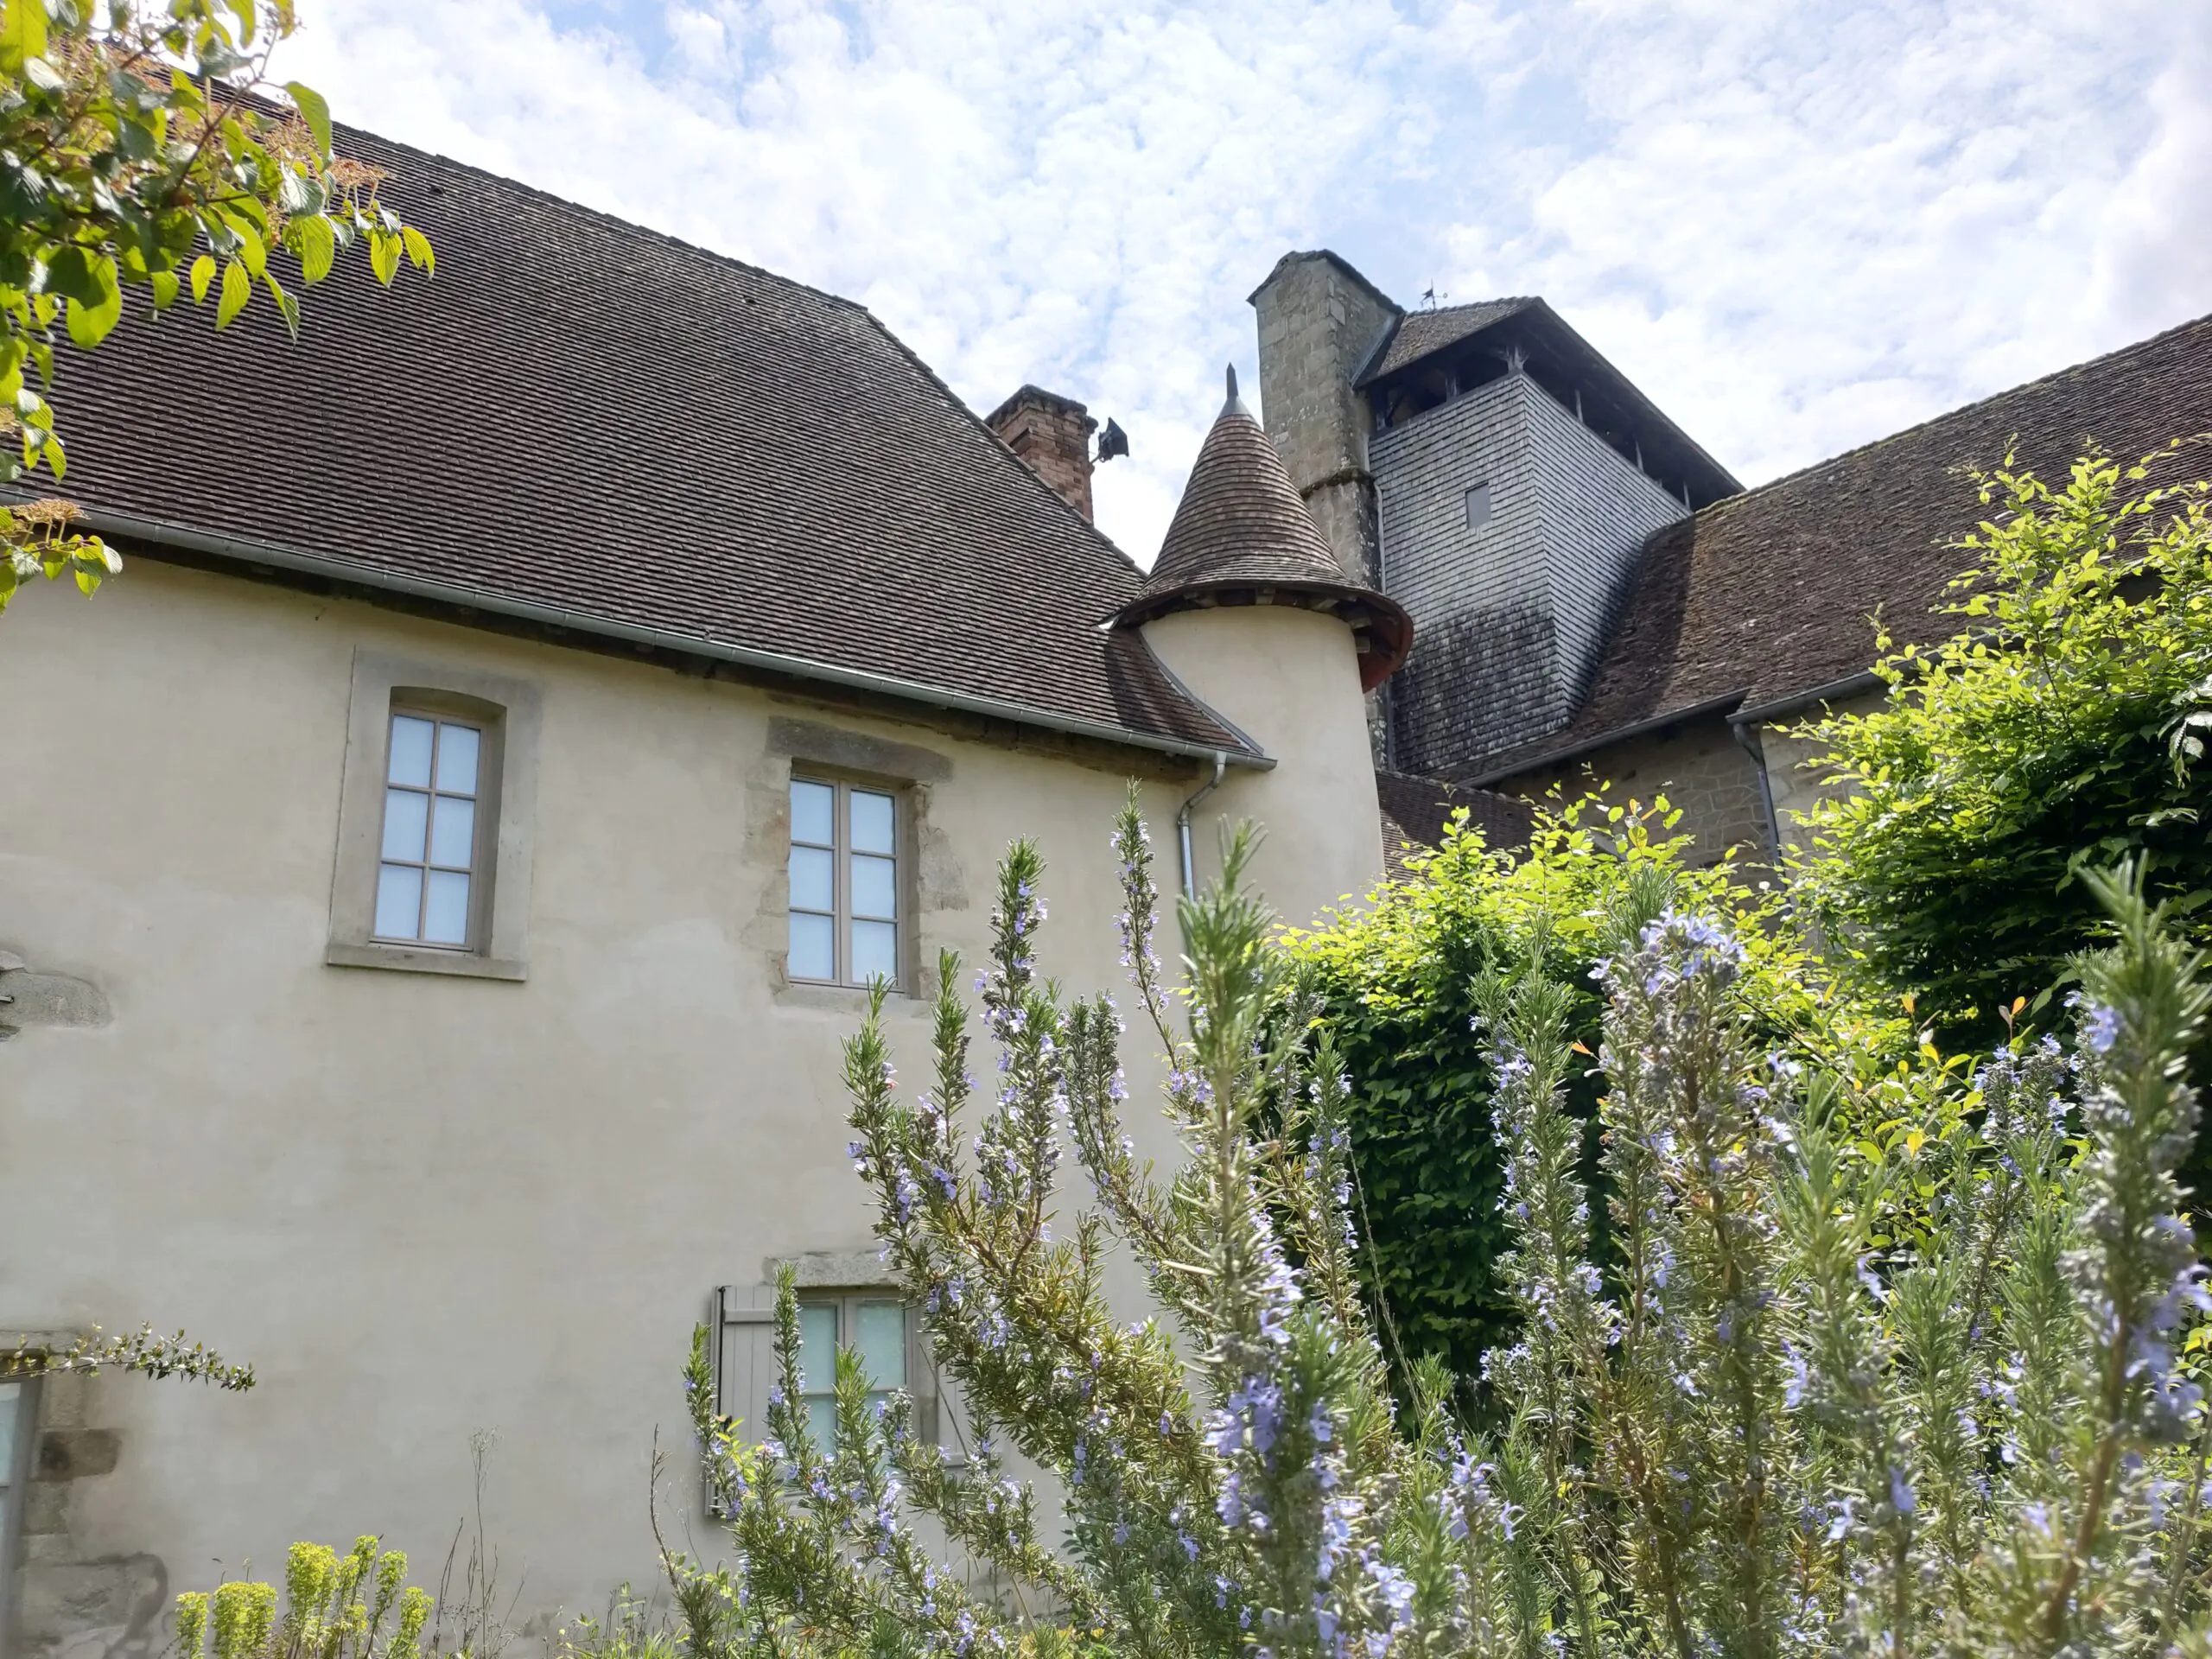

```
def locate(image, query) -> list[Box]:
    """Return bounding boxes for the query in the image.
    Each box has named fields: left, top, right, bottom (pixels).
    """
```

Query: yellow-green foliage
left=1793, top=448, right=2212, bottom=1045
left=175, top=1540, right=435, bottom=1659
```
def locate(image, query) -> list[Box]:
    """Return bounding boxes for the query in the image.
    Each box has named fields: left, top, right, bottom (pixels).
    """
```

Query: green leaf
left=41, top=246, right=109, bottom=306
left=368, top=229, right=400, bottom=287
left=262, top=269, right=299, bottom=341
left=0, top=0, right=48, bottom=75
left=230, top=221, right=267, bottom=280
left=190, top=252, right=216, bottom=303
left=285, top=81, right=333, bottom=156
left=62, top=253, right=122, bottom=349
left=67, top=287, right=122, bottom=350
left=292, top=214, right=335, bottom=284
left=401, top=226, right=435, bottom=276
left=215, top=259, right=250, bottom=329
left=149, top=270, right=180, bottom=311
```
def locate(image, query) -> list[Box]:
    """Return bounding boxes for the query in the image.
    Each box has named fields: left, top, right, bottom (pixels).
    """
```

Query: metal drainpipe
left=1178, top=752, right=1229, bottom=898
left=1730, top=716, right=1783, bottom=868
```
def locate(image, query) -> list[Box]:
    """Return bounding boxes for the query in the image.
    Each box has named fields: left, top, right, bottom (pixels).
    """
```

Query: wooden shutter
left=714, top=1285, right=781, bottom=1483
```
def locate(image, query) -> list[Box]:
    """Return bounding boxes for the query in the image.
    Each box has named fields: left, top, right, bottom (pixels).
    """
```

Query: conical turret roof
left=1115, top=369, right=1411, bottom=690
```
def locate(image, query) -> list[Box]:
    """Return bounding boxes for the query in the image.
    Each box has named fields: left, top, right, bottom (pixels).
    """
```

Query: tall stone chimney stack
left=986, top=385, right=1098, bottom=521
left=1249, top=251, right=1402, bottom=589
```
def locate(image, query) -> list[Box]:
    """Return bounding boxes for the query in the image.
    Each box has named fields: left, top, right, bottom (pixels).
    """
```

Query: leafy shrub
left=174, top=1540, right=435, bottom=1659
left=683, top=792, right=2212, bottom=1656
left=1276, top=796, right=1816, bottom=1395
left=1794, top=447, right=2212, bottom=1044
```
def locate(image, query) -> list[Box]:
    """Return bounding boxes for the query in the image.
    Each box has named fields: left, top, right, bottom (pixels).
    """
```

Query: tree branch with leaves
left=0, top=0, right=430, bottom=611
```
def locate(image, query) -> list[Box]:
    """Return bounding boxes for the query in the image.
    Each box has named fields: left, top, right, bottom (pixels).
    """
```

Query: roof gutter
left=1733, top=671, right=1885, bottom=728
left=1455, top=689, right=1749, bottom=789
left=42, top=499, right=1274, bottom=773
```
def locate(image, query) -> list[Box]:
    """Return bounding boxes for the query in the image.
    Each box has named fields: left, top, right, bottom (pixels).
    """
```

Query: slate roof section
left=1376, top=770, right=1535, bottom=877
left=1356, top=298, right=1535, bottom=386
left=1460, top=313, right=2212, bottom=781
left=32, top=124, right=1254, bottom=760
left=1115, top=372, right=1414, bottom=690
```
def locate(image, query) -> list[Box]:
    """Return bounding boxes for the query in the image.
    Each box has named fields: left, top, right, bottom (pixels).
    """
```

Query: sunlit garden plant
left=681, top=785, right=2212, bottom=1657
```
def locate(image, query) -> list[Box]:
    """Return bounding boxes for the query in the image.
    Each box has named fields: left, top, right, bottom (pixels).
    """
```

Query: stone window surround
left=0, top=1332, right=146, bottom=1659
left=326, top=650, right=542, bottom=982
left=766, top=719, right=948, bottom=1004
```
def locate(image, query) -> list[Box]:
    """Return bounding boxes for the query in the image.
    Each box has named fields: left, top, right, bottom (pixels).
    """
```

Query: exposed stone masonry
left=984, top=385, right=1097, bottom=522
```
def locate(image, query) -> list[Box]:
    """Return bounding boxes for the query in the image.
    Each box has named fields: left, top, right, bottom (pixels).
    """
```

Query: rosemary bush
left=685, top=790, right=2212, bottom=1657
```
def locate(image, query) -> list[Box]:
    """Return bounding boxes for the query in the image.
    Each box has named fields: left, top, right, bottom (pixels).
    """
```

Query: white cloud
left=1428, top=1, right=2208, bottom=485
left=278, top=0, right=2212, bottom=556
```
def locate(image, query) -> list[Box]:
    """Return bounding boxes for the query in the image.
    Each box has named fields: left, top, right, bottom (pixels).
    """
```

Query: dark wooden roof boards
left=1356, top=298, right=1535, bottom=385
left=29, top=123, right=1257, bottom=760
left=1461, top=312, right=2212, bottom=782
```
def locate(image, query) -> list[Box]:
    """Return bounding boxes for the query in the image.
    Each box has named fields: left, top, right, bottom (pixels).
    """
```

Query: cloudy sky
left=281, top=0, right=2212, bottom=563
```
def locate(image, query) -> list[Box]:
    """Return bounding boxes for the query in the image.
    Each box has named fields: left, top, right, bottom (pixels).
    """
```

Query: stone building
left=1249, top=249, right=2212, bottom=866
left=0, top=133, right=1401, bottom=1658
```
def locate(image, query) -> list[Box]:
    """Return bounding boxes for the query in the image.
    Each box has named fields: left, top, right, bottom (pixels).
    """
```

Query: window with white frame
left=793, top=1293, right=908, bottom=1451
left=787, top=776, right=900, bottom=987
left=374, top=712, right=486, bottom=948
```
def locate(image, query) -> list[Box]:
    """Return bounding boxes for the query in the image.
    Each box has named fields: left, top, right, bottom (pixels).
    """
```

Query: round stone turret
left=1122, top=368, right=1405, bottom=925
left=1113, top=368, right=1410, bottom=690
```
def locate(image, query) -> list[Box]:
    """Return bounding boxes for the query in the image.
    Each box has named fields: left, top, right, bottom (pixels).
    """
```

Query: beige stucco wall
left=0, top=561, right=1351, bottom=1654
left=1139, top=606, right=1386, bottom=929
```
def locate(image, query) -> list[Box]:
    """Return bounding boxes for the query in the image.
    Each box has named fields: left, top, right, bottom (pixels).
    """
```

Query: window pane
left=423, top=870, right=471, bottom=944
left=435, top=722, right=481, bottom=794
left=374, top=864, right=423, bottom=939
left=388, top=715, right=435, bottom=786
left=789, top=845, right=834, bottom=913
left=851, top=854, right=896, bottom=921
left=804, top=1393, right=838, bottom=1454
left=788, top=911, right=835, bottom=982
left=849, top=790, right=894, bottom=855
left=380, top=787, right=429, bottom=861
left=791, top=779, right=835, bottom=846
left=0, top=1381, right=17, bottom=1486
left=851, top=919, right=898, bottom=984
left=797, top=1304, right=839, bottom=1395
left=429, top=795, right=476, bottom=869
left=855, top=1301, right=906, bottom=1390
left=1464, top=481, right=1492, bottom=531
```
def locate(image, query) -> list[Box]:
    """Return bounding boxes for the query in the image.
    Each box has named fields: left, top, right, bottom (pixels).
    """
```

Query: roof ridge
left=338, top=118, right=1153, bottom=588
left=849, top=296, right=1147, bottom=582
left=1698, top=311, right=2212, bottom=523
left=337, top=118, right=861, bottom=317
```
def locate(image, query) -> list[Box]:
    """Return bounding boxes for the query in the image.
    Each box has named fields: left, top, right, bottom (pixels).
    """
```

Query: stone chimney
left=986, top=385, right=1097, bottom=520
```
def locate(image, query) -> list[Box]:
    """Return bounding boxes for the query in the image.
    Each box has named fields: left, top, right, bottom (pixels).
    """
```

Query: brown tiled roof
left=1461, top=313, right=2212, bottom=780
left=1116, top=373, right=1413, bottom=690
left=1376, top=771, right=1535, bottom=874
left=1357, top=298, right=1535, bottom=386
left=30, top=124, right=1252, bottom=760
